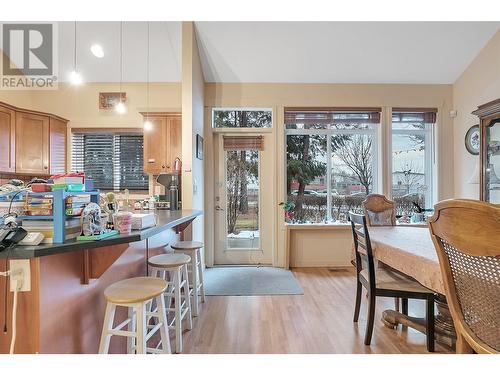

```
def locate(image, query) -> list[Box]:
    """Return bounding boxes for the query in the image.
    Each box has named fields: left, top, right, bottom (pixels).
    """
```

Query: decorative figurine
left=80, top=203, right=104, bottom=236
left=102, top=192, right=119, bottom=229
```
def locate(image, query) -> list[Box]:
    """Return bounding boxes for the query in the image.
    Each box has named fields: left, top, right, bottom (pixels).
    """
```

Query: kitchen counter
left=0, top=209, right=203, bottom=353
left=1, top=209, right=203, bottom=259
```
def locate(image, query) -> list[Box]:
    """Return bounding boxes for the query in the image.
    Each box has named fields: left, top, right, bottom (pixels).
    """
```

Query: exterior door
left=214, top=134, right=273, bottom=265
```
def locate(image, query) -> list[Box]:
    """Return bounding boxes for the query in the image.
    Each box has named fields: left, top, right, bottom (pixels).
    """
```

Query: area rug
left=204, top=266, right=304, bottom=296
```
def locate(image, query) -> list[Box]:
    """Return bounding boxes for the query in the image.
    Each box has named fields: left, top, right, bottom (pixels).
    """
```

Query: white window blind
left=71, top=132, right=148, bottom=191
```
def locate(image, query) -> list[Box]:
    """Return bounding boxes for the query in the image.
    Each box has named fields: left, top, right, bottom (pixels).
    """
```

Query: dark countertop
left=1, top=209, right=203, bottom=259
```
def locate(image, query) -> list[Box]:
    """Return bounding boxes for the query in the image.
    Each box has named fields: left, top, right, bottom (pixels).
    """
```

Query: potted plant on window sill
left=279, top=201, right=296, bottom=223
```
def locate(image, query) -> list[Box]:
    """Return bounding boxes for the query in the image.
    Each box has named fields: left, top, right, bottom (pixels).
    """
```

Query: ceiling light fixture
left=115, top=21, right=126, bottom=114
left=144, top=22, right=152, bottom=130
left=69, top=21, right=83, bottom=85
left=90, top=44, right=104, bottom=58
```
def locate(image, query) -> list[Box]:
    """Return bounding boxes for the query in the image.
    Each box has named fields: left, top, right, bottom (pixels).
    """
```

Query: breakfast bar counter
left=0, top=209, right=203, bottom=354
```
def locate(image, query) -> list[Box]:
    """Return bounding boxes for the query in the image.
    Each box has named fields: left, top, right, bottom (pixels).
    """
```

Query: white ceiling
left=195, top=21, right=500, bottom=84
left=55, top=21, right=499, bottom=84
left=58, top=21, right=181, bottom=82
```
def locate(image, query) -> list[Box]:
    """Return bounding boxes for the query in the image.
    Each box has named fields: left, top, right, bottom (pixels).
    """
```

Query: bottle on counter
left=148, top=196, right=156, bottom=210
left=169, top=184, right=179, bottom=211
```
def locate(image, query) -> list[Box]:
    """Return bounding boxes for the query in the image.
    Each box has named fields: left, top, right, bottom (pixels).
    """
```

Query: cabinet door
left=143, top=116, right=167, bottom=174
left=16, top=112, right=50, bottom=175
left=49, top=117, right=67, bottom=175
left=0, top=106, right=16, bottom=173
left=166, top=115, right=182, bottom=172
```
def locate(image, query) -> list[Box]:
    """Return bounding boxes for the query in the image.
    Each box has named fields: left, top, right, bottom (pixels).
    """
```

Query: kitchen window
left=71, top=131, right=148, bottom=192
left=285, top=108, right=380, bottom=223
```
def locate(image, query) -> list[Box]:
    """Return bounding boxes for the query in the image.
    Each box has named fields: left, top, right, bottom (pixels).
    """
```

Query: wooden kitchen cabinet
left=0, top=105, right=16, bottom=173
left=142, top=113, right=181, bottom=174
left=0, top=101, right=68, bottom=176
left=15, top=111, right=50, bottom=174
left=49, top=117, right=67, bottom=174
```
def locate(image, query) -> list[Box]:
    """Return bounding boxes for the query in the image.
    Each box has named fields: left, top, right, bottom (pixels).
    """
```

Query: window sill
left=285, top=223, right=351, bottom=230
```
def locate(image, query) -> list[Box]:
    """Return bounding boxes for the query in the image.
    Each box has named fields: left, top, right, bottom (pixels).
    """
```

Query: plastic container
left=113, top=211, right=133, bottom=234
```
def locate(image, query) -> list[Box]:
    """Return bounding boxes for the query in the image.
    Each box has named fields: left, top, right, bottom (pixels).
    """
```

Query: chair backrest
left=362, top=194, right=396, bottom=226
left=349, top=211, right=376, bottom=291
left=428, top=199, right=500, bottom=353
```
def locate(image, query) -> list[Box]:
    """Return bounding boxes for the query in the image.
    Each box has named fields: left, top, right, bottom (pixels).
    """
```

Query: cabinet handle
left=162, top=165, right=166, bottom=169
left=44, top=166, right=48, bottom=170
left=166, top=165, right=171, bottom=169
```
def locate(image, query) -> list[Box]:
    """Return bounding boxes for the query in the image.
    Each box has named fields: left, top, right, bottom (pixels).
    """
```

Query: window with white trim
left=391, top=110, right=436, bottom=215
left=71, top=131, right=148, bottom=192
left=285, top=109, right=380, bottom=223
left=212, top=108, right=272, bottom=128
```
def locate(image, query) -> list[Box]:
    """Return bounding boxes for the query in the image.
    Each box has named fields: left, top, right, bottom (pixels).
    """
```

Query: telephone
left=0, top=227, right=27, bottom=251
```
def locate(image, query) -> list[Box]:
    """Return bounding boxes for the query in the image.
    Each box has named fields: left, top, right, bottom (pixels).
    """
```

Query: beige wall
left=181, top=22, right=205, bottom=244
left=30, top=82, right=181, bottom=128
left=453, top=30, right=500, bottom=199
left=204, top=83, right=454, bottom=267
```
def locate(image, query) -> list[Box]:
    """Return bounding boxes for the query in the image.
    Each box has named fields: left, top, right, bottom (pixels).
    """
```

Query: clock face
left=465, top=125, right=480, bottom=155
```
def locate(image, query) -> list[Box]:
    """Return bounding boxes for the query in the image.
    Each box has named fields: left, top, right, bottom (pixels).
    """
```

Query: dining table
left=368, top=225, right=456, bottom=348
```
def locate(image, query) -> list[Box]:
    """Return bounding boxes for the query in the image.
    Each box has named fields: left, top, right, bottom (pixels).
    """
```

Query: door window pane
left=213, top=109, right=272, bottom=128
left=226, top=150, right=260, bottom=249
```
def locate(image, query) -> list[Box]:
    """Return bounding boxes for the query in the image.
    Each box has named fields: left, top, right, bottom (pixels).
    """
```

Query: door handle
left=215, top=205, right=224, bottom=211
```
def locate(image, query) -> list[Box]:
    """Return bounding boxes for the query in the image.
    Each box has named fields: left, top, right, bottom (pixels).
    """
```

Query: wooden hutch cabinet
left=141, top=112, right=182, bottom=174
left=0, top=101, right=68, bottom=176
left=472, top=98, right=500, bottom=204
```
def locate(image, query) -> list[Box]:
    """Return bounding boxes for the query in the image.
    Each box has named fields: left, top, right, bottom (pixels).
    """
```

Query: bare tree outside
left=394, top=159, right=423, bottom=195
left=334, top=134, right=373, bottom=194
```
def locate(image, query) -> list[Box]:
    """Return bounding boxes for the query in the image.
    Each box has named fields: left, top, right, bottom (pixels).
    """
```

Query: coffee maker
left=156, top=173, right=181, bottom=210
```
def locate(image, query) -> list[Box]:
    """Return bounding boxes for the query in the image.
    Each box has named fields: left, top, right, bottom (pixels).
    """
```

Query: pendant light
left=115, top=21, right=127, bottom=114
left=143, top=22, right=153, bottom=130
left=69, top=21, right=83, bottom=85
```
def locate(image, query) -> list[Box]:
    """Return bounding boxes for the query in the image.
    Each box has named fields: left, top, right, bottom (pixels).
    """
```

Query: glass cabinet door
left=485, top=119, right=500, bottom=203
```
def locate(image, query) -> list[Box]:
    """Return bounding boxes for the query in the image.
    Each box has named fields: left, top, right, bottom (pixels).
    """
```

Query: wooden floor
left=181, top=267, right=452, bottom=354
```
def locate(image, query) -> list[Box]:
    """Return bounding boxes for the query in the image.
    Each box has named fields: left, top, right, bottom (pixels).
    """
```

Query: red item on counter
left=31, top=183, right=52, bottom=192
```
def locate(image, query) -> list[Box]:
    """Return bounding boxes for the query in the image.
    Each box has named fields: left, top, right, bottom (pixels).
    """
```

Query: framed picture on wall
left=99, top=92, right=126, bottom=109
left=196, top=134, right=204, bottom=160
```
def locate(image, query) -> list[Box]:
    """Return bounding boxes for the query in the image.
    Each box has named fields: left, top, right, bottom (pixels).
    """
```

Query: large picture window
left=391, top=109, right=436, bottom=214
left=285, top=109, right=380, bottom=223
left=71, top=131, right=148, bottom=192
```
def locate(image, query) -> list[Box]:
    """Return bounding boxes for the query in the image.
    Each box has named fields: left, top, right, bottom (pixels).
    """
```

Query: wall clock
left=465, top=124, right=480, bottom=155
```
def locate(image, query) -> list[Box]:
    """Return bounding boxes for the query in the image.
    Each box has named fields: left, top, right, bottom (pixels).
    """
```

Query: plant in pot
left=279, top=201, right=296, bottom=223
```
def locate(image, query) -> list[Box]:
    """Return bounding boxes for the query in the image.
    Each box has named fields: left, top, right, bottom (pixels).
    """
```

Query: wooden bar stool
left=98, top=277, right=170, bottom=354
left=171, top=241, right=206, bottom=317
left=148, top=253, right=193, bottom=353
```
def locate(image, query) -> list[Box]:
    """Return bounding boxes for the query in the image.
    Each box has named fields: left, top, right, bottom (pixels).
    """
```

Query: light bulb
left=69, top=70, right=83, bottom=85
left=143, top=120, right=153, bottom=131
left=90, top=44, right=104, bottom=58
left=115, top=101, right=127, bottom=114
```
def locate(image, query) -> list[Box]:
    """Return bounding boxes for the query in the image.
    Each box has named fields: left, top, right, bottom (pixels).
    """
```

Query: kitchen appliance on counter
left=156, top=173, right=181, bottom=210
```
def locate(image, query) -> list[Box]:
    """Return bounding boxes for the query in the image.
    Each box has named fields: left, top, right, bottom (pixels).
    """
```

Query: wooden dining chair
left=428, top=199, right=500, bottom=354
left=349, top=212, right=436, bottom=351
left=362, top=194, right=397, bottom=227
left=361, top=194, right=400, bottom=312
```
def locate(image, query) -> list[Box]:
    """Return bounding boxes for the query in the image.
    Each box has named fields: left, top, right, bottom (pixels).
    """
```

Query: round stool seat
left=171, top=241, right=204, bottom=251
left=104, top=277, right=167, bottom=304
left=148, top=253, right=191, bottom=268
